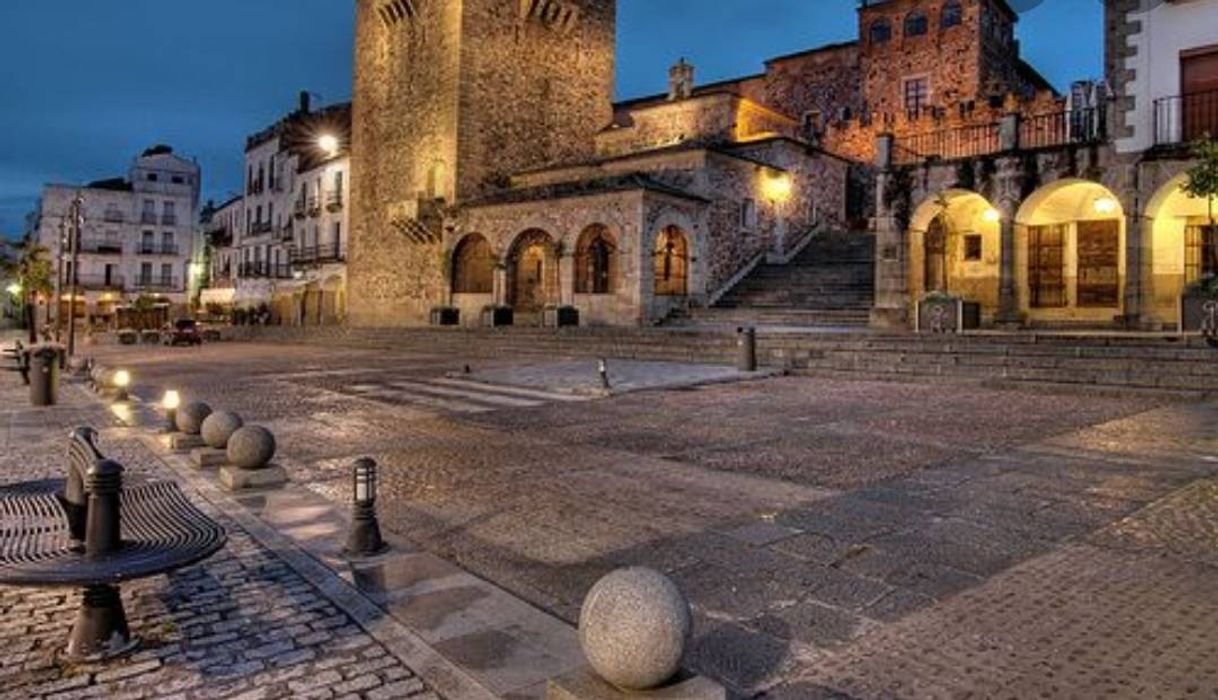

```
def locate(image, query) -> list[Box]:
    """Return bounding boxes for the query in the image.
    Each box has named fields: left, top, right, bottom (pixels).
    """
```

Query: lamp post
left=112, top=370, right=130, bottom=402
left=318, top=134, right=340, bottom=159
left=67, top=193, right=83, bottom=360
left=344, top=458, right=387, bottom=557
left=162, top=390, right=181, bottom=432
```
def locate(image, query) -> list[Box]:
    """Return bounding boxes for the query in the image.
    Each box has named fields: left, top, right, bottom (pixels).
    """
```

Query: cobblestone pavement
left=0, top=379, right=438, bottom=700
left=83, top=340, right=1218, bottom=697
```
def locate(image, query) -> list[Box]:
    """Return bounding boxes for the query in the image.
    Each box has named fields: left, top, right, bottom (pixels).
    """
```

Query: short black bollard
left=85, top=459, right=123, bottom=559
left=737, top=326, right=757, bottom=372
left=29, top=346, right=60, bottom=406
left=68, top=458, right=135, bottom=661
left=345, top=458, right=387, bottom=558
left=598, top=358, right=611, bottom=391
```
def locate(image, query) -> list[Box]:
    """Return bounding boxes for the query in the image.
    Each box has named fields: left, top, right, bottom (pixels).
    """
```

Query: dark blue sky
left=0, top=0, right=1103, bottom=237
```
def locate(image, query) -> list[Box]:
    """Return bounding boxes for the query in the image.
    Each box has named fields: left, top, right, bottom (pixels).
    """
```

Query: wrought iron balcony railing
left=1154, top=89, right=1218, bottom=147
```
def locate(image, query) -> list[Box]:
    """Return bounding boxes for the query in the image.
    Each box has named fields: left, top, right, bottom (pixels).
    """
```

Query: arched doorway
left=654, top=226, right=690, bottom=297
left=907, top=190, right=1001, bottom=313
left=451, top=234, right=495, bottom=295
left=575, top=225, right=616, bottom=295
left=1016, top=179, right=1126, bottom=321
left=1146, top=173, right=1218, bottom=323
left=507, top=229, right=558, bottom=311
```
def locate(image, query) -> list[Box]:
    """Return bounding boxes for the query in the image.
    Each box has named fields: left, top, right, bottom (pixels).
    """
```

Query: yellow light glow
left=5, top=283, right=20, bottom=296
left=113, top=370, right=131, bottom=388
left=162, top=389, right=181, bottom=411
left=1094, top=196, right=1119, bottom=215
left=762, top=172, right=794, bottom=203
left=982, top=208, right=1001, bottom=224
left=318, top=134, right=340, bottom=157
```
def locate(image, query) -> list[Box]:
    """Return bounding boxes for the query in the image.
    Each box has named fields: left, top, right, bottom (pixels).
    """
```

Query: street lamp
left=345, top=458, right=387, bottom=558
left=318, top=134, right=340, bottom=158
left=5, top=283, right=21, bottom=297
left=112, top=370, right=130, bottom=402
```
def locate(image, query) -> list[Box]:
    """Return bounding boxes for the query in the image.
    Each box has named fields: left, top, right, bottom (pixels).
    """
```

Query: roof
left=1017, top=58, right=1058, bottom=96
left=464, top=174, right=709, bottom=209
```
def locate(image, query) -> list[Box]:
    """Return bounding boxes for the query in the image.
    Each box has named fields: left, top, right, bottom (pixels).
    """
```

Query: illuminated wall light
left=762, top=172, right=794, bottom=203
left=982, top=208, right=1001, bottom=224
left=1094, top=196, right=1119, bottom=215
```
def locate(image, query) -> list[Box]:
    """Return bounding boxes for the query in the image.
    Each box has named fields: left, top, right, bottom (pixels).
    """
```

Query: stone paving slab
left=462, top=360, right=778, bottom=397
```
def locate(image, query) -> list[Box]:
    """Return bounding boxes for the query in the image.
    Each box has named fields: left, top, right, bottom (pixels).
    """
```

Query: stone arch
left=1146, top=173, right=1218, bottom=320
left=907, top=190, right=1001, bottom=311
left=1015, top=179, right=1126, bottom=317
left=451, top=233, right=495, bottom=295
left=506, top=229, right=559, bottom=311
left=575, top=224, right=617, bottom=295
left=653, top=226, right=691, bottom=297
left=321, top=274, right=345, bottom=324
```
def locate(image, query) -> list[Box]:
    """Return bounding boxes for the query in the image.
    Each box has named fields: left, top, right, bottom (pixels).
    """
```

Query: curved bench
left=0, top=429, right=226, bottom=661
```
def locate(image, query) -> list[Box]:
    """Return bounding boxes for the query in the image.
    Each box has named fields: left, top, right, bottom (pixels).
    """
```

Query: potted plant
left=481, top=304, right=513, bottom=327
left=543, top=304, right=580, bottom=328
left=430, top=306, right=460, bottom=326
left=917, top=290, right=963, bottom=334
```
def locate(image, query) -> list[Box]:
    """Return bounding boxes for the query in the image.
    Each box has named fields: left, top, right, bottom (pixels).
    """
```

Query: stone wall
left=598, top=94, right=797, bottom=159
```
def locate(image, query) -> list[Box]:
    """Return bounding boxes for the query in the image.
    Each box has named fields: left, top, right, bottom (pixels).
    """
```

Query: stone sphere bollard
left=175, top=402, right=213, bottom=435
left=579, top=567, right=692, bottom=691
left=227, top=426, right=276, bottom=470
left=201, top=411, right=244, bottom=449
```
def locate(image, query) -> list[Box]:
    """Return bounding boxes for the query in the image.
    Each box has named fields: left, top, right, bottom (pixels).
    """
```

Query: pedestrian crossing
left=334, top=376, right=589, bottom=414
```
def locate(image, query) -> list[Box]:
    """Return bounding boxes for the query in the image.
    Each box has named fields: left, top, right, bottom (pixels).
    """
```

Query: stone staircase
left=668, top=231, right=875, bottom=329
left=238, top=325, right=1218, bottom=396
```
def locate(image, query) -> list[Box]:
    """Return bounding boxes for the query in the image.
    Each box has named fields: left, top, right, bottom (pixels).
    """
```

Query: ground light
left=113, top=370, right=131, bottom=402
left=162, top=390, right=181, bottom=432
left=345, top=458, right=387, bottom=557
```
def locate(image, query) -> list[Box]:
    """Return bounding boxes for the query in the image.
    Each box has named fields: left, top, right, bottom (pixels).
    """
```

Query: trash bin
left=29, top=345, right=61, bottom=407
left=737, top=326, right=757, bottom=372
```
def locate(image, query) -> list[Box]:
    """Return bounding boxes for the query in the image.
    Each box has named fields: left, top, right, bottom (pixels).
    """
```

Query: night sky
left=0, top=0, right=1104, bottom=238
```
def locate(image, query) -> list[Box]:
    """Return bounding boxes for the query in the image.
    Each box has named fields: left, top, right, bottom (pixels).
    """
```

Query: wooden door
left=1028, top=225, right=1066, bottom=308
left=1182, top=46, right=1218, bottom=142
left=1077, top=220, right=1120, bottom=308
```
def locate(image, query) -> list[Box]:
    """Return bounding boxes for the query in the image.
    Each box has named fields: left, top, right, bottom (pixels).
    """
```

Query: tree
left=1, top=234, right=52, bottom=343
left=1183, top=136, right=1218, bottom=238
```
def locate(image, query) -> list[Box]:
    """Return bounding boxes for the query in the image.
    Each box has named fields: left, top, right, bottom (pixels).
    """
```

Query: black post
left=737, top=326, right=757, bottom=372
left=68, top=458, right=135, bottom=660
left=85, top=459, right=123, bottom=558
left=345, top=458, right=387, bottom=557
left=598, top=358, right=611, bottom=390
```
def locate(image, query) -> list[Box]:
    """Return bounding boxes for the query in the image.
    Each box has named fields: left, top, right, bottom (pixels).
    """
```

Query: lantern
left=345, top=458, right=387, bottom=558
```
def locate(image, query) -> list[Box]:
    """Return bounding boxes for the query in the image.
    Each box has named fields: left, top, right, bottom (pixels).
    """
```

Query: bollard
left=737, top=326, right=757, bottom=372
left=598, top=358, right=611, bottom=391
left=345, top=458, right=387, bottom=557
left=84, top=459, right=124, bottom=559
left=29, top=346, right=61, bottom=406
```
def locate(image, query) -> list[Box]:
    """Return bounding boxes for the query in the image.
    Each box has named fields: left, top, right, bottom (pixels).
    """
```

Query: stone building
left=203, top=96, right=351, bottom=325
left=871, top=0, right=1218, bottom=330
left=36, top=146, right=201, bottom=326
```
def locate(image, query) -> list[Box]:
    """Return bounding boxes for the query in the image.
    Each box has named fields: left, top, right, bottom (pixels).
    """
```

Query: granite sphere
left=227, top=426, right=276, bottom=470
left=201, top=411, right=244, bottom=449
left=578, top=567, right=692, bottom=691
left=175, top=402, right=212, bottom=435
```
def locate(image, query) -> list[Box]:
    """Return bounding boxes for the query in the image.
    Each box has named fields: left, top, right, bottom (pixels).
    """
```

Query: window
left=160, top=263, right=173, bottom=284
left=741, top=199, right=758, bottom=230
left=576, top=225, right=616, bottom=295
left=140, top=262, right=152, bottom=284
left=941, top=1, right=963, bottom=29
left=141, top=231, right=154, bottom=253
left=904, top=77, right=931, bottom=119
left=1185, top=220, right=1218, bottom=284
left=869, top=19, right=892, bottom=44
left=171, top=175, right=184, bottom=184
left=964, top=234, right=983, bottom=261
left=162, top=231, right=174, bottom=253
left=147, top=173, right=158, bottom=182
left=905, top=12, right=928, bottom=37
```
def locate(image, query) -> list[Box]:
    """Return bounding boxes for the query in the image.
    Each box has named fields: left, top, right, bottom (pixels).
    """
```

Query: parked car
left=167, top=319, right=202, bottom=347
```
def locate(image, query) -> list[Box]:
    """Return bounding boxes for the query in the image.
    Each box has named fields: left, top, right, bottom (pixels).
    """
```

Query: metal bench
left=3, top=341, right=29, bottom=385
left=0, top=427, right=227, bottom=661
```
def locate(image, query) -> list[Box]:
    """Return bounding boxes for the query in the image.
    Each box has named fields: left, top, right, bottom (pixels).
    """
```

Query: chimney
left=299, top=91, right=312, bottom=114
left=668, top=59, right=695, bottom=101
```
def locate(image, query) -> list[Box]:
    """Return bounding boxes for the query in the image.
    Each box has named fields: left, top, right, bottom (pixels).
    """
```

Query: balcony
left=280, top=221, right=295, bottom=243
left=161, top=214, right=177, bottom=226
left=249, top=221, right=274, bottom=236
left=140, top=212, right=158, bottom=225
left=102, top=210, right=125, bottom=224
left=138, top=244, right=180, bottom=256
left=77, top=274, right=125, bottom=291
left=325, top=190, right=344, bottom=212
left=133, top=275, right=180, bottom=291
left=238, top=261, right=293, bottom=279
left=293, top=199, right=307, bottom=220
left=1154, top=89, right=1218, bottom=147
left=80, top=240, right=124, bottom=255
left=290, top=241, right=345, bottom=266
left=307, top=196, right=321, bottom=218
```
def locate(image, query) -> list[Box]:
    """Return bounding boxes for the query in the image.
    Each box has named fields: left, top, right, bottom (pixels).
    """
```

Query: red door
left=1182, top=46, right=1218, bottom=142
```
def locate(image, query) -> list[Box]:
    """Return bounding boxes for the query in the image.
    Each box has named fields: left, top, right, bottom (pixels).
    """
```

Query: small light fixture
left=162, top=390, right=181, bottom=432
left=982, top=208, right=1001, bottom=224
left=318, top=134, right=340, bottom=158
left=345, top=458, right=387, bottom=558
left=5, top=282, right=20, bottom=297
left=1094, top=196, right=1119, bottom=215
left=112, top=370, right=131, bottom=401
left=762, top=172, right=794, bottom=203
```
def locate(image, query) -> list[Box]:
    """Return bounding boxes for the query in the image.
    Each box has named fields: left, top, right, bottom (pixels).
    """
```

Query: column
left=1122, top=213, right=1151, bottom=328
left=995, top=199, right=1021, bottom=325
left=869, top=168, right=910, bottom=329
left=558, top=253, right=575, bottom=307
left=493, top=267, right=508, bottom=307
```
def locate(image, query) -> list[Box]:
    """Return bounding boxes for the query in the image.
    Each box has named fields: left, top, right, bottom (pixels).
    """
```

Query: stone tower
left=348, top=0, right=617, bottom=326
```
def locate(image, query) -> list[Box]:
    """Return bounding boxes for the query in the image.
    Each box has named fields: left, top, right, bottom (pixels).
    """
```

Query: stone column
left=559, top=253, right=575, bottom=306
left=493, top=267, right=508, bottom=307
left=870, top=167, right=910, bottom=329
left=995, top=199, right=1021, bottom=326
left=1122, top=213, right=1150, bottom=328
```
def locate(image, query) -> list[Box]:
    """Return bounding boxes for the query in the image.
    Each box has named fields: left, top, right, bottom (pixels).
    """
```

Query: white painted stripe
left=430, top=377, right=590, bottom=403
left=388, top=381, right=542, bottom=408
left=359, top=388, right=493, bottom=414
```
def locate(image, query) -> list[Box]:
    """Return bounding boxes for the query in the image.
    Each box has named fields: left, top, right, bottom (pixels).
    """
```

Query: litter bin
left=30, top=345, right=61, bottom=407
left=737, top=326, right=757, bottom=372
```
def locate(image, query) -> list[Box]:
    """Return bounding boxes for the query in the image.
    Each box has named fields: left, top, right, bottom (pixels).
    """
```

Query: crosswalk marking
left=387, top=381, right=542, bottom=408
left=327, top=376, right=591, bottom=414
left=430, top=377, right=590, bottom=403
left=357, top=387, right=494, bottom=414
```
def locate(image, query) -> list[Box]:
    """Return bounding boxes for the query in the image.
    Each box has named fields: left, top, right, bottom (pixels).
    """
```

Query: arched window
left=905, top=12, right=929, bottom=37
left=941, top=1, right=963, bottom=28
left=575, top=225, right=616, bottom=295
left=451, top=234, right=494, bottom=294
left=654, top=226, right=690, bottom=297
left=869, top=19, right=892, bottom=44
